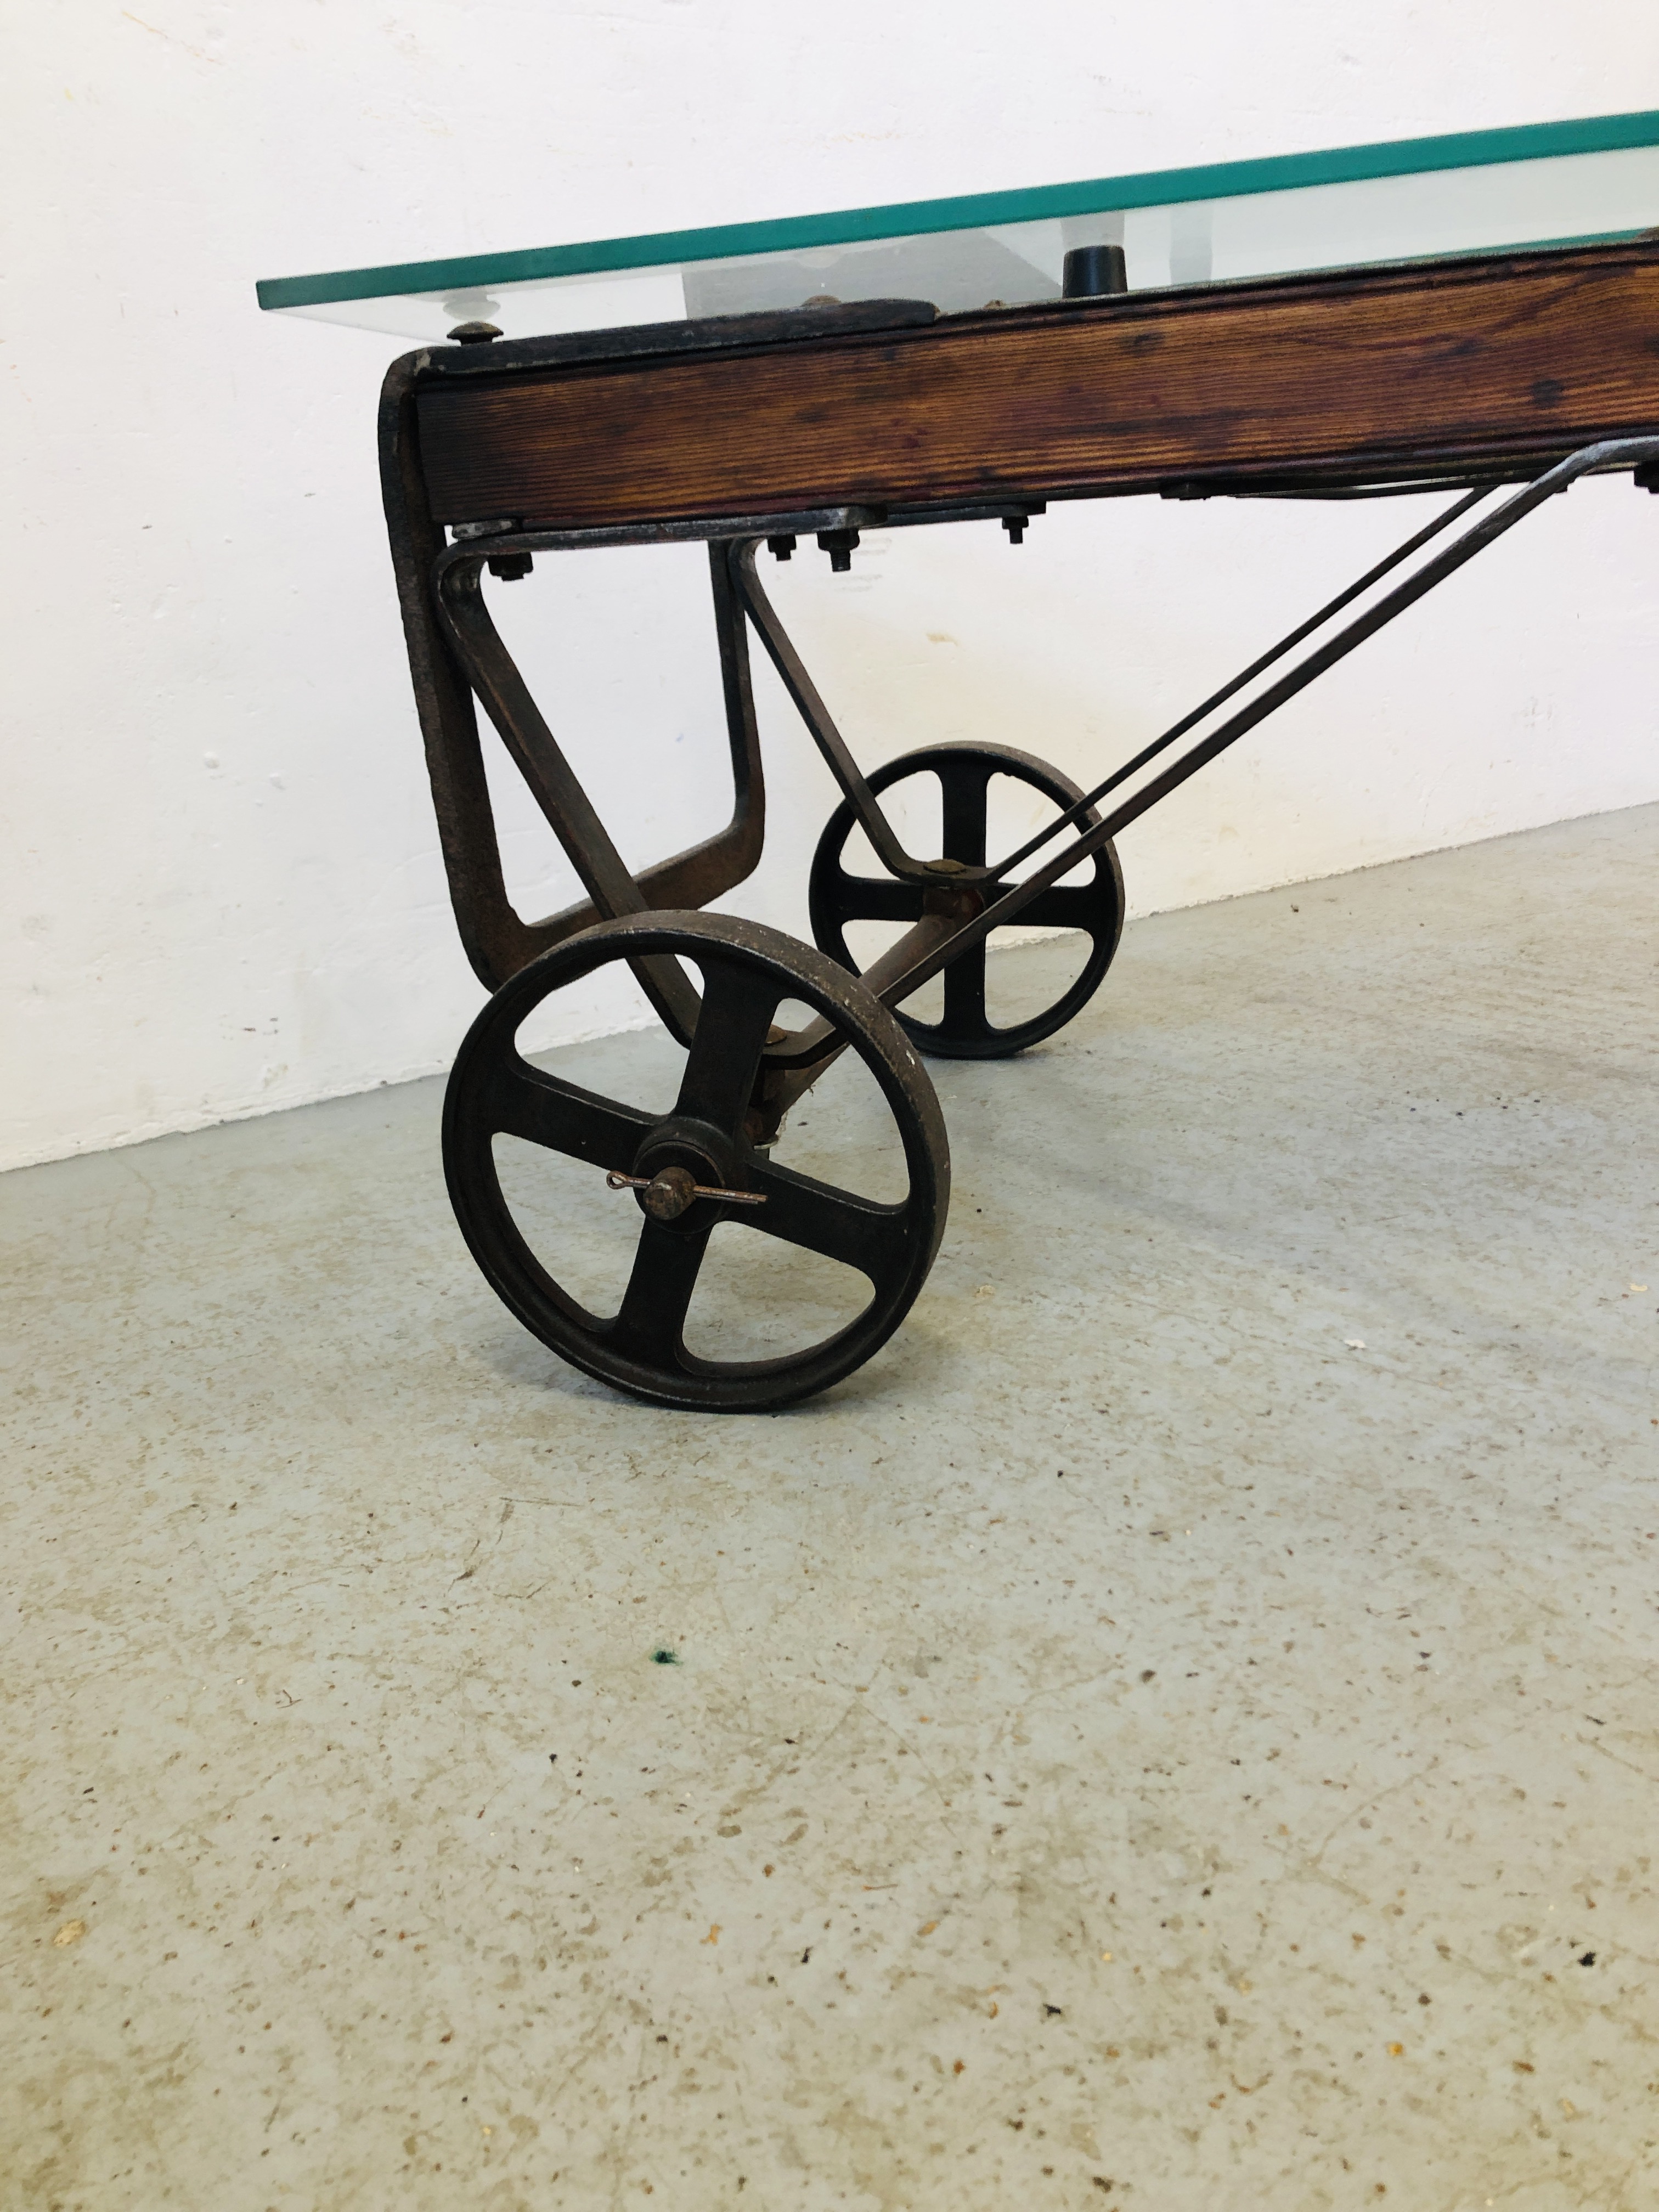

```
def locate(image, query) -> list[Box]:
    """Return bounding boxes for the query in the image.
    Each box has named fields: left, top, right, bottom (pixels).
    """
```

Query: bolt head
left=642, top=1166, right=697, bottom=1221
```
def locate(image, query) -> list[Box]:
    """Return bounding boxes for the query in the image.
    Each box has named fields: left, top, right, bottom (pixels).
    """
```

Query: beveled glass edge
left=257, top=108, right=1659, bottom=312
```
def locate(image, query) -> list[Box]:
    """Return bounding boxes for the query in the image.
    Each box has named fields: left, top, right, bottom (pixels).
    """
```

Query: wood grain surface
left=413, top=246, right=1659, bottom=527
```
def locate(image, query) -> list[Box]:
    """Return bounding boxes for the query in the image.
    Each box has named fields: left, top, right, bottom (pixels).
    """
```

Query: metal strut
left=731, top=544, right=938, bottom=884
left=757, top=432, right=1659, bottom=1070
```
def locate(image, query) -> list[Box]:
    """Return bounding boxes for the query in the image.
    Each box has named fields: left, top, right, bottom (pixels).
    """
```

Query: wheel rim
left=442, top=911, right=950, bottom=1412
left=808, top=741, right=1125, bottom=1059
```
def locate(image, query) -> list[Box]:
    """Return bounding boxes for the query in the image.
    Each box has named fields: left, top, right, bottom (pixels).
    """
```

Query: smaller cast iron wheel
left=808, top=741, right=1126, bottom=1059
left=442, top=911, right=950, bottom=1413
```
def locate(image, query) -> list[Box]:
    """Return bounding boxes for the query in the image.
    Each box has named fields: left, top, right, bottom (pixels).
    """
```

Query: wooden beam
left=414, top=245, right=1659, bottom=527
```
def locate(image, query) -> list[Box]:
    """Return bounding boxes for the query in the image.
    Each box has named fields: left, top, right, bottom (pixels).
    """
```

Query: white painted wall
left=5, top=1, right=1658, bottom=1172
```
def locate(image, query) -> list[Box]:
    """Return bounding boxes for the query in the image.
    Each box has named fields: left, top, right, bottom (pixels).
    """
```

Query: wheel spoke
left=827, top=872, right=925, bottom=923
left=742, top=1156, right=910, bottom=1284
left=611, top=1218, right=710, bottom=1365
left=1006, top=880, right=1103, bottom=934
left=941, top=942, right=990, bottom=1038
left=675, top=957, right=783, bottom=1133
left=940, top=761, right=991, bottom=867
left=490, top=1060, right=654, bottom=1170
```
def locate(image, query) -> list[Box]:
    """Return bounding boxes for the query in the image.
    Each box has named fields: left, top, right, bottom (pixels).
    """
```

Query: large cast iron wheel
left=442, top=911, right=950, bottom=1412
left=809, top=741, right=1125, bottom=1059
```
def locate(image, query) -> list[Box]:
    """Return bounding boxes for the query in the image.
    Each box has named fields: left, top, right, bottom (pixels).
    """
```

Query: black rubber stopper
left=1062, top=245, right=1128, bottom=300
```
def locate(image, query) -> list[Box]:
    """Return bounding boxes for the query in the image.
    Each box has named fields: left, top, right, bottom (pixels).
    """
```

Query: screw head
left=448, top=320, right=503, bottom=344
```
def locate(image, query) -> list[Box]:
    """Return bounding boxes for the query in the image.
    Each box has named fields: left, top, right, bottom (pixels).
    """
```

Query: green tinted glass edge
left=256, top=107, right=1659, bottom=312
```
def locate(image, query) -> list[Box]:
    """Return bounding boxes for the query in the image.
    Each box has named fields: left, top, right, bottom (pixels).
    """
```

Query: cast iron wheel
left=808, top=741, right=1126, bottom=1059
left=442, top=910, right=950, bottom=1413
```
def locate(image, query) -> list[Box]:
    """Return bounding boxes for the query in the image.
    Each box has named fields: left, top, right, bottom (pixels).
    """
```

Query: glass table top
left=258, top=110, right=1659, bottom=343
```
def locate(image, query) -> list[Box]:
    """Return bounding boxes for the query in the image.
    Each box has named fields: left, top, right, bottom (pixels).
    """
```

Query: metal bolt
left=816, top=528, right=860, bottom=574
left=449, top=320, right=503, bottom=344
left=643, top=1166, right=697, bottom=1221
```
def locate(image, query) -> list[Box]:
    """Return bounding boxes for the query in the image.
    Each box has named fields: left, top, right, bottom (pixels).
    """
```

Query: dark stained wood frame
left=407, top=242, right=1659, bottom=529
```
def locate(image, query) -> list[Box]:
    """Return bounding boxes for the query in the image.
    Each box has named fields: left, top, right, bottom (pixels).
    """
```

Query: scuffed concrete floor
left=4, top=804, right=1658, bottom=2212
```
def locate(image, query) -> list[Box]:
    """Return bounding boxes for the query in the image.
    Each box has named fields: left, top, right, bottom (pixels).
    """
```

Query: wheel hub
left=638, top=1165, right=698, bottom=1222
left=922, top=876, right=987, bottom=922
left=627, top=1120, right=736, bottom=1226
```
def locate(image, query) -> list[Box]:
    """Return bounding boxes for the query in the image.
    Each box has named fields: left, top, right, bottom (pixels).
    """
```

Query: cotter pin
left=606, top=1166, right=768, bottom=1221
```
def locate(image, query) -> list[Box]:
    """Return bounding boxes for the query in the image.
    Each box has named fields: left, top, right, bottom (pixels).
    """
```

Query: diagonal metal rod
left=733, top=544, right=931, bottom=881
left=984, top=483, right=1495, bottom=882
left=840, top=433, right=1659, bottom=1035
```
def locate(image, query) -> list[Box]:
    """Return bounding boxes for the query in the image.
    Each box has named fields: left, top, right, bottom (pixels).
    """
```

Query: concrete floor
left=5, top=804, right=1659, bottom=2212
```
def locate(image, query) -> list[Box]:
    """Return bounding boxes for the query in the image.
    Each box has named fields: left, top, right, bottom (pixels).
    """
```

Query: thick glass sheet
left=258, top=114, right=1659, bottom=342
